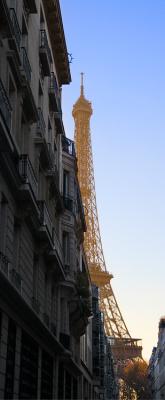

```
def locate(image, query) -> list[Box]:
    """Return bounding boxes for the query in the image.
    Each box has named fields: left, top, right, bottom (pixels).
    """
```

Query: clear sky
left=60, top=0, right=165, bottom=361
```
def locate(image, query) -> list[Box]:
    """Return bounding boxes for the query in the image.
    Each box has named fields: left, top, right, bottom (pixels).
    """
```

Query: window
left=13, top=217, right=21, bottom=271
left=20, top=114, right=30, bottom=153
left=19, top=331, right=38, bottom=399
left=0, top=193, right=7, bottom=253
left=44, top=273, right=48, bottom=314
left=33, top=254, right=39, bottom=300
left=10, top=0, right=17, bottom=10
left=50, top=286, right=55, bottom=322
left=41, top=350, right=53, bottom=399
left=63, top=170, right=69, bottom=197
left=4, top=319, right=16, bottom=399
left=62, top=232, right=70, bottom=265
left=38, top=166, right=45, bottom=200
left=8, top=76, right=17, bottom=136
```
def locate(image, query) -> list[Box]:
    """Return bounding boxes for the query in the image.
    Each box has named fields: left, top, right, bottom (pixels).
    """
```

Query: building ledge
left=42, top=0, right=71, bottom=86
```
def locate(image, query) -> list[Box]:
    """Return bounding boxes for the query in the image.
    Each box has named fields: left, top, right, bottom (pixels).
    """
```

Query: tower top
left=80, top=72, right=84, bottom=96
left=72, top=73, right=93, bottom=117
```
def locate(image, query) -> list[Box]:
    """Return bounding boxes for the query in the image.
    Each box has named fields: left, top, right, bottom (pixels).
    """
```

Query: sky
left=60, top=0, right=165, bottom=361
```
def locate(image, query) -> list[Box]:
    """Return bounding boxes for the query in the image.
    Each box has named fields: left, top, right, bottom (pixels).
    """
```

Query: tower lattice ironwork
left=72, top=74, right=142, bottom=362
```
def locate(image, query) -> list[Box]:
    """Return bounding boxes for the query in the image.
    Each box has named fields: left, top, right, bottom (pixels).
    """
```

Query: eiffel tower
left=72, top=74, right=142, bottom=362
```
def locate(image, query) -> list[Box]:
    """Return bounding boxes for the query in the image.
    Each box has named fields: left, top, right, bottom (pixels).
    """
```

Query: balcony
left=23, top=0, right=37, bottom=13
left=63, top=196, right=74, bottom=213
left=0, top=79, right=12, bottom=133
left=9, top=8, right=21, bottom=51
left=62, top=137, right=76, bottom=157
left=60, top=332, right=70, bottom=350
left=0, top=0, right=11, bottom=33
left=20, top=47, right=38, bottom=122
left=20, top=47, right=31, bottom=83
left=70, top=305, right=88, bottom=338
left=35, top=110, right=56, bottom=170
left=46, top=167, right=63, bottom=212
left=49, top=72, right=60, bottom=112
left=18, top=154, right=38, bottom=203
left=0, top=251, right=9, bottom=277
left=69, top=271, right=92, bottom=337
left=76, top=187, right=86, bottom=233
left=36, top=108, right=46, bottom=139
left=46, top=228, right=64, bottom=277
left=0, top=79, right=18, bottom=157
left=31, top=296, right=40, bottom=314
left=39, top=30, right=52, bottom=76
left=43, top=312, right=50, bottom=328
left=47, top=142, right=55, bottom=167
left=38, top=200, right=53, bottom=245
left=53, top=228, right=64, bottom=264
left=54, top=107, right=64, bottom=135
left=51, top=322, right=56, bottom=337
left=10, top=268, right=22, bottom=294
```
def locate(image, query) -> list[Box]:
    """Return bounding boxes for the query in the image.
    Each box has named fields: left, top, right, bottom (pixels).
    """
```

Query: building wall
left=0, top=1, right=93, bottom=399
left=148, top=319, right=165, bottom=399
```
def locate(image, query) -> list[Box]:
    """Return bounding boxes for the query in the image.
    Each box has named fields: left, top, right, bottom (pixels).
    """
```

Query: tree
left=120, top=359, right=151, bottom=400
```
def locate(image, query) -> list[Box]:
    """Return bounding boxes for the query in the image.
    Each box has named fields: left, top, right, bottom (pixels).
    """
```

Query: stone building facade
left=92, top=285, right=118, bottom=400
left=0, top=0, right=93, bottom=399
left=148, top=317, right=165, bottom=399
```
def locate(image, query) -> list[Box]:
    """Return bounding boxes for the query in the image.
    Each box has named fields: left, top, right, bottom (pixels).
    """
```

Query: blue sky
left=60, top=0, right=165, bottom=361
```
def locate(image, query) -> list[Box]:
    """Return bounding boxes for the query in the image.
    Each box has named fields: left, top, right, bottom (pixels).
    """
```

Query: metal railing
left=40, top=30, right=52, bottom=64
left=39, top=62, right=44, bottom=87
left=49, top=72, right=58, bottom=97
left=52, top=228, right=64, bottom=264
left=43, top=312, right=50, bottom=328
left=51, top=322, right=56, bottom=336
left=47, top=142, right=55, bottom=166
left=31, top=296, right=40, bottom=314
left=10, top=268, right=22, bottom=293
left=21, top=47, right=31, bottom=83
left=38, top=201, right=53, bottom=239
left=0, top=251, right=23, bottom=295
left=62, top=137, right=76, bottom=157
left=10, top=8, right=21, bottom=49
left=0, top=251, right=9, bottom=276
left=63, top=196, right=74, bottom=212
left=19, top=155, right=38, bottom=199
left=60, top=332, right=70, bottom=350
left=37, top=108, right=46, bottom=138
left=0, top=78, right=12, bottom=132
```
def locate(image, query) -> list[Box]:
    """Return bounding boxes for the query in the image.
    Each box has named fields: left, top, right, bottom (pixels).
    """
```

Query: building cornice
left=43, top=0, right=71, bottom=86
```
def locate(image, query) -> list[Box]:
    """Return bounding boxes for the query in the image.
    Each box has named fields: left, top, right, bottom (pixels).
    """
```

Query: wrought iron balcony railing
left=49, top=72, right=58, bottom=96
left=0, top=78, right=12, bottom=132
left=51, top=322, right=56, bottom=336
left=0, top=251, right=9, bottom=276
left=19, top=155, right=38, bottom=199
left=38, top=201, right=53, bottom=239
left=31, top=296, right=40, bottom=314
left=23, top=0, right=37, bottom=13
left=47, top=142, right=55, bottom=167
left=10, top=8, right=21, bottom=49
left=10, top=268, right=22, bottom=293
left=63, top=196, right=74, bottom=213
left=39, top=30, right=52, bottom=76
left=48, top=72, right=60, bottom=112
left=60, top=332, right=70, bottom=350
left=62, top=137, right=75, bottom=157
left=37, top=108, right=46, bottom=138
left=21, top=47, right=31, bottom=83
left=40, top=30, right=52, bottom=63
left=43, top=312, right=50, bottom=328
left=52, top=228, right=64, bottom=265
